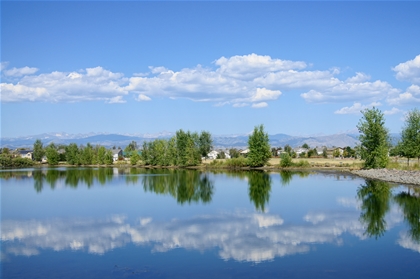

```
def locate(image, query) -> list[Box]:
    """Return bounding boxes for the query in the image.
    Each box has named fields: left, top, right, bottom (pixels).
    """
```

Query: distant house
left=293, top=147, right=308, bottom=155
left=18, top=150, right=33, bottom=160
left=240, top=149, right=250, bottom=155
left=207, top=150, right=231, bottom=160
left=111, top=149, right=123, bottom=162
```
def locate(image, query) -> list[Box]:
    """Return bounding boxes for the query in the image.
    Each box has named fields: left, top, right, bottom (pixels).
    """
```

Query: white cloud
left=0, top=61, right=9, bottom=71
left=2, top=54, right=411, bottom=107
left=387, top=84, right=420, bottom=105
left=107, top=96, right=126, bottom=104
left=345, top=72, right=371, bottom=83
left=1, top=66, right=128, bottom=103
left=136, top=94, right=151, bottom=101
left=251, top=102, right=268, bottom=108
left=4, top=66, right=39, bottom=77
left=334, top=102, right=381, bottom=115
left=393, top=54, right=420, bottom=85
left=384, top=107, right=402, bottom=115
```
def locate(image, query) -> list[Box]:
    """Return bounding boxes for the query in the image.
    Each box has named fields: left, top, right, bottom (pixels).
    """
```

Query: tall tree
left=65, top=143, right=80, bottom=165
left=399, top=108, right=420, bottom=165
left=247, top=124, right=271, bottom=167
left=198, top=131, right=213, bottom=158
left=45, top=143, right=59, bottom=165
left=357, top=107, right=390, bottom=169
left=33, top=139, right=45, bottom=162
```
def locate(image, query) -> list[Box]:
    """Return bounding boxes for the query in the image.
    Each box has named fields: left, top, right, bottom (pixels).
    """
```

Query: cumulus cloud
left=251, top=102, right=268, bottom=108
left=1, top=66, right=128, bottom=103
left=387, top=84, right=420, bottom=105
left=384, top=107, right=402, bottom=115
left=393, top=55, right=420, bottom=85
left=1, top=54, right=412, bottom=107
left=3, top=66, right=39, bottom=77
left=334, top=102, right=381, bottom=115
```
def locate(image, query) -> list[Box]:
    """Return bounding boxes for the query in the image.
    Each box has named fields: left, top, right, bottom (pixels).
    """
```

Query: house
left=111, top=149, right=123, bottom=162
left=207, top=150, right=231, bottom=160
left=240, top=149, right=250, bottom=155
left=293, top=147, right=308, bottom=155
left=18, top=150, right=33, bottom=160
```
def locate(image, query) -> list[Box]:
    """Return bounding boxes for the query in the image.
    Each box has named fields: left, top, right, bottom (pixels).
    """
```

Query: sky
left=1, top=1, right=420, bottom=138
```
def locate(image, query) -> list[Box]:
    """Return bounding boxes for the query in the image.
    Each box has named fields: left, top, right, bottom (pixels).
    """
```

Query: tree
left=33, top=139, right=45, bottom=162
left=280, top=152, right=293, bottom=167
left=357, top=107, right=390, bottom=169
left=229, top=148, right=240, bottom=158
left=399, top=108, right=420, bottom=165
left=302, top=143, right=309, bottom=149
left=322, top=147, right=328, bottom=158
left=198, top=131, right=213, bottom=158
left=247, top=124, right=272, bottom=167
left=65, top=143, right=80, bottom=165
left=130, top=151, right=140, bottom=165
left=45, top=143, right=59, bottom=165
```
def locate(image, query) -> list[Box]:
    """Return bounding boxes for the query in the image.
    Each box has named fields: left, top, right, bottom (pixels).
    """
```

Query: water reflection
left=142, top=169, right=214, bottom=204
left=248, top=171, right=271, bottom=212
left=394, top=187, right=420, bottom=243
left=357, top=180, right=392, bottom=239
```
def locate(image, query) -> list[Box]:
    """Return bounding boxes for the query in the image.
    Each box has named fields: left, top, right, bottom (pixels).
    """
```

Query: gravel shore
left=351, top=169, right=420, bottom=186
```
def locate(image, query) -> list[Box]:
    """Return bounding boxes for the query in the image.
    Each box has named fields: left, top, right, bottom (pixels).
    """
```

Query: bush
left=294, top=160, right=310, bottom=168
left=280, top=153, right=293, bottom=167
left=224, top=157, right=249, bottom=168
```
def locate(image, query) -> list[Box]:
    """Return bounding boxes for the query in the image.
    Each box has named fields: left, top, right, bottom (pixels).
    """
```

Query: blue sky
left=1, top=1, right=420, bottom=138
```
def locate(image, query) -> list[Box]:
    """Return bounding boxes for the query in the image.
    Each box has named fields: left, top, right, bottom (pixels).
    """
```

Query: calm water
left=1, top=167, right=419, bottom=278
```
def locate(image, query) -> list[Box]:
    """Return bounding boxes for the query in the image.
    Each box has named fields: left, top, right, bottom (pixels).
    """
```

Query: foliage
left=124, top=141, right=138, bottom=154
left=0, top=154, right=34, bottom=168
left=280, top=152, right=293, bottom=167
left=45, top=143, right=60, bottom=165
left=130, top=151, right=140, bottom=165
left=33, top=139, right=45, bottom=162
left=399, top=108, right=420, bottom=165
left=322, top=147, right=328, bottom=158
left=66, top=143, right=80, bottom=165
left=216, top=151, right=226, bottom=159
left=229, top=148, right=241, bottom=158
left=302, top=143, right=309, bottom=149
left=104, top=150, right=114, bottom=165
left=357, top=107, right=390, bottom=169
left=284, top=145, right=292, bottom=155
left=198, top=131, right=213, bottom=158
left=394, top=190, right=420, bottom=242
left=333, top=149, right=341, bottom=158
left=247, top=124, right=272, bottom=167
left=223, top=157, right=249, bottom=168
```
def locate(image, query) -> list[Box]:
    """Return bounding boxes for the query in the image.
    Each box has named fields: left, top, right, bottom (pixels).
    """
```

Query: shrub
left=280, top=153, right=293, bottom=167
left=224, top=157, right=249, bottom=168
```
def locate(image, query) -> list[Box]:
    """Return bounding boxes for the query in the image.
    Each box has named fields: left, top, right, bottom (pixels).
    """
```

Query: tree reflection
left=279, top=171, right=293, bottom=186
left=357, top=179, right=392, bottom=239
left=248, top=171, right=271, bottom=212
left=394, top=188, right=420, bottom=243
left=142, top=169, right=214, bottom=204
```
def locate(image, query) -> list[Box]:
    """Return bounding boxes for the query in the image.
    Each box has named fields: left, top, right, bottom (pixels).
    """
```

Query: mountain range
left=0, top=131, right=378, bottom=150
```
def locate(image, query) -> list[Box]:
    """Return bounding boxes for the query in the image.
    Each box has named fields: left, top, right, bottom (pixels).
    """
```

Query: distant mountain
left=0, top=131, right=368, bottom=150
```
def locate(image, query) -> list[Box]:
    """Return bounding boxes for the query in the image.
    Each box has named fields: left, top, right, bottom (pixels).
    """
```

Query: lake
left=1, top=167, right=419, bottom=278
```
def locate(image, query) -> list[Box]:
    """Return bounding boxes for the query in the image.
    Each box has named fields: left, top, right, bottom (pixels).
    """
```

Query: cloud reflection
left=2, top=206, right=391, bottom=263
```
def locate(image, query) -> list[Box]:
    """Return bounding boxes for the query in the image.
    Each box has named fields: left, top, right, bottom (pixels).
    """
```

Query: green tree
left=322, top=147, right=328, bottom=158
left=130, top=151, right=140, bottom=165
left=33, top=139, right=45, bottom=162
left=357, top=107, right=390, bottom=169
left=229, top=148, right=240, bottom=158
left=198, top=131, right=213, bottom=158
left=97, top=146, right=106, bottom=165
left=65, top=143, right=80, bottom=165
left=280, top=152, right=293, bottom=167
left=302, top=143, right=309, bottom=149
left=399, top=108, right=420, bottom=165
left=45, top=143, right=59, bottom=165
left=284, top=145, right=292, bottom=155
left=247, top=124, right=271, bottom=167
